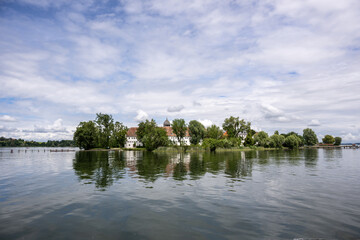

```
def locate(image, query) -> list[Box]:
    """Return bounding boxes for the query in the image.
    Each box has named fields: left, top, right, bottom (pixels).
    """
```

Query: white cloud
left=134, top=110, right=149, bottom=122
left=199, top=119, right=213, bottom=128
left=0, top=115, right=16, bottom=122
left=308, top=119, right=321, bottom=127
left=0, top=0, right=360, bottom=140
left=167, top=105, right=185, bottom=113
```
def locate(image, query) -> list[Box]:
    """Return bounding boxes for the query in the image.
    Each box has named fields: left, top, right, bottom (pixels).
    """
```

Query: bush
left=284, top=134, right=302, bottom=149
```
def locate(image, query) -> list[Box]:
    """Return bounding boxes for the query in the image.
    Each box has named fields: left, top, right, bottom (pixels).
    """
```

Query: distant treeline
left=0, top=137, right=75, bottom=147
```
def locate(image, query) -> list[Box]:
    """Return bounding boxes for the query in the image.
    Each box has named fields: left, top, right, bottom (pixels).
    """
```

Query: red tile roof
left=126, top=127, right=138, bottom=137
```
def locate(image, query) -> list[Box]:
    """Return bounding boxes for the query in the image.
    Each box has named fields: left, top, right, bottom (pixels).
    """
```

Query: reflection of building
left=125, top=119, right=191, bottom=148
left=165, top=153, right=191, bottom=176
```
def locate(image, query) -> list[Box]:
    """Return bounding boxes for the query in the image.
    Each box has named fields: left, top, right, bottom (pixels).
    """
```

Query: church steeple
left=163, top=118, right=171, bottom=127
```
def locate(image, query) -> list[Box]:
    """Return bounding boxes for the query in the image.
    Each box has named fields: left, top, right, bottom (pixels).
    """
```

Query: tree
left=303, top=128, right=318, bottom=146
left=202, top=138, right=221, bottom=152
left=95, top=113, right=114, bottom=148
left=284, top=134, right=302, bottom=149
left=243, top=132, right=255, bottom=146
left=172, top=119, right=187, bottom=145
left=110, top=121, right=128, bottom=148
left=222, top=116, right=251, bottom=138
left=188, top=120, right=206, bottom=145
left=137, top=119, right=157, bottom=141
left=283, top=132, right=304, bottom=146
left=142, top=127, right=169, bottom=151
left=322, top=135, right=335, bottom=144
left=73, top=121, right=98, bottom=150
left=136, top=119, right=168, bottom=151
left=334, top=137, right=342, bottom=146
left=206, top=125, right=223, bottom=139
left=254, top=131, right=270, bottom=147
left=269, top=134, right=285, bottom=148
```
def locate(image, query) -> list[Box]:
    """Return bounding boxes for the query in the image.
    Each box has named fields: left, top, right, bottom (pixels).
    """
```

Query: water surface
left=0, top=148, right=359, bottom=239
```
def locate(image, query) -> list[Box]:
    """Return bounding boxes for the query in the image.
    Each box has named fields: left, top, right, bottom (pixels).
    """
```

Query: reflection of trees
left=189, top=153, right=206, bottom=180
left=136, top=152, right=169, bottom=182
left=173, top=161, right=187, bottom=181
left=203, top=152, right=224, bottom=173
left=323, top=148, right=343, bottom=160
left=303, top=148, right=318, bottom=167
left=258, top=151, right=270, bottom=165
left=224, top=152, right=253, bottom=178
left=73, top=151, right=126, bottom=189
left=286, top=149, right=301, bottom=165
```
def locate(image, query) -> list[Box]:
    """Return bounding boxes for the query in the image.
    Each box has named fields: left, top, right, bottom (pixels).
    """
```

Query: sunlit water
left=0, top=148, right=360, bottom=239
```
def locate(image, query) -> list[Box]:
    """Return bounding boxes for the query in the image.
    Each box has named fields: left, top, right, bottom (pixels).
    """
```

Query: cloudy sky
left=0, top=0, right=360, bottom=142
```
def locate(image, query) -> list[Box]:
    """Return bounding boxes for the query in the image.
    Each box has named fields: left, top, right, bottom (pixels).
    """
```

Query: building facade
left=125, top=119, right=191, bottom=148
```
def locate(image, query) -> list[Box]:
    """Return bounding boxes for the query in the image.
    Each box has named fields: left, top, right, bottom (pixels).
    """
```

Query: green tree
left=137, top=119, right=157, bottom=141
left=269, top=134, right=285, bottom=148
left=110, top=121, right=128, bottom=147
left=188, top=120, right=206, bottom=145
left=172, top=119, right=187, bottom=146
left=142, top=127, right=169, bottom=151
left=206, top=125, right=223, bottom=139
left=283, top=132, right=304, bottom=146
left=243, top=132, right=255, bottom=146
left=95, top=113, right=114, bottom=148
left=136, top=119, right=168, bottom=151
left=303, top=128, right=318, bottom=146
left=322, top=135, right=335, bottom=144
left=73, top=121, right=98, bottom=150
left=334, top=137, right=342, bottom=146
left=222, top=116, right=251, bottom=138
left=254, top=131, right=270, bottom=147
left=202, top=138, right=221, bottom=152
left=284, top=134, right=302, bottom=149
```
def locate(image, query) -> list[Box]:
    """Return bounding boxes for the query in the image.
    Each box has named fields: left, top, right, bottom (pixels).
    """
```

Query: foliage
left=0, top=137, right=75, bottom=147
left=95, top=113, right=114, bottom=148
left=269, top=134, right=285, bottom=148
left=303, top=128, right=318, bottom=146
left=282, top=132, right=304, bottom=146
left=73, top=113, right=128, bottom=150
left=137, top=119, right=169, bottom=151
left=202, top=138, right=221, bottom=152
left=172, top=118, right=187, bottom=145
left=322, top=135, right=335, bottom=144
left=254, top=131, right=270, bottom=147
left=222, top=116, right=251, bottom=138
left=110, top=121, right=128, bottom=147
left=73, top=121, right=98, bottom=150
left=206, top=125, right=223, bottom=139
left=137, top=119, right=157, bottom=141
left=142, top=127, right=169, bottom=151
left=334, top=137, right=342, bottom=146
left=243, top=132, right=255, bottom=146
left=188, top=120, right=206, bottom=145
left=284, top=134, right=302, bottom=149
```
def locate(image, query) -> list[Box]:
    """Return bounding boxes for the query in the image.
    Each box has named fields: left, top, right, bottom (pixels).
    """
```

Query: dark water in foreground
left=0, top=148, right=360, bottom=239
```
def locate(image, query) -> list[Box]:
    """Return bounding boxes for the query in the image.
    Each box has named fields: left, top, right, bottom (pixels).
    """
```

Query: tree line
left=73, top=114, right=342, bottom=151
left=73, top=113, right=128, bottom=150
left=0, top=137, right=75, bottom=147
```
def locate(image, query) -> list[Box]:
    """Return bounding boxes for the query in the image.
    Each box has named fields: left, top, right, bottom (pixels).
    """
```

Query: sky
left=0, top=0, right=360, bottom=142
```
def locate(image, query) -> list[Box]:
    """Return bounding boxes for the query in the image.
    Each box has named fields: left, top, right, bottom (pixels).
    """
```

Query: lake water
left=0, top=148, right=359, bottom=239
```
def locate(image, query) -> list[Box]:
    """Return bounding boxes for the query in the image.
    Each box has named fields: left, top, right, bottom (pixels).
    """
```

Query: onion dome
left=163, top=118, right=171, bottom=127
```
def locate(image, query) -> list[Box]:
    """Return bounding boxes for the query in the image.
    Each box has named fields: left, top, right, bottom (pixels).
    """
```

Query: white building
left=125, top=119, right=191, bottom=148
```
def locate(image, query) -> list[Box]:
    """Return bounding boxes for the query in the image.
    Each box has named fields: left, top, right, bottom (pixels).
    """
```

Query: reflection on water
left=73, top=151, right=126, bottom=189
left=2, top=147, right=359, bottom=240
left=72, top=149, right=321, bottom=189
